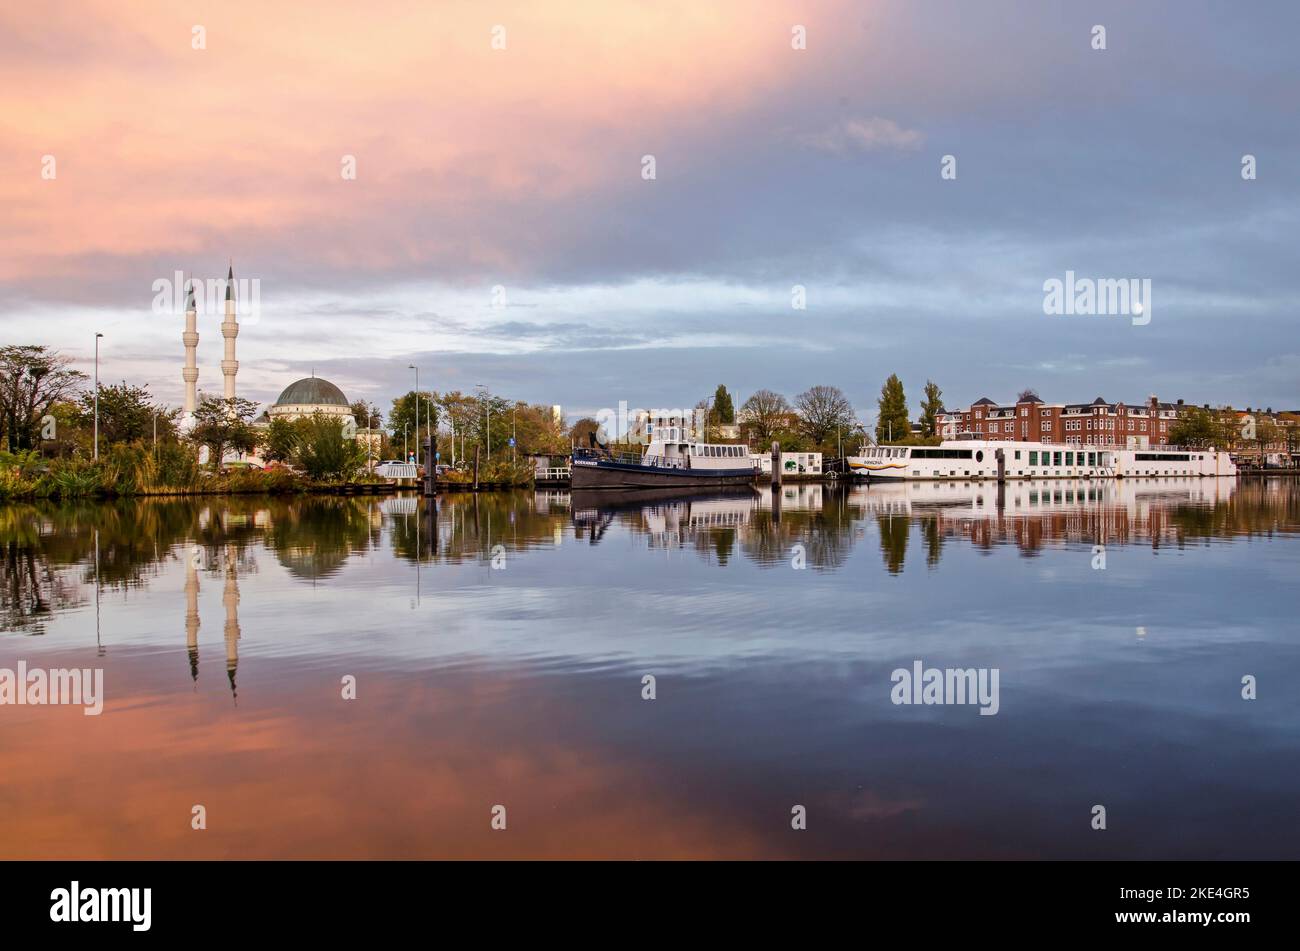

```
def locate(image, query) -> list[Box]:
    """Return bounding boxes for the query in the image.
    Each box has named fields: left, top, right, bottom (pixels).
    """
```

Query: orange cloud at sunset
left=0, top=0, right=857, bottom=285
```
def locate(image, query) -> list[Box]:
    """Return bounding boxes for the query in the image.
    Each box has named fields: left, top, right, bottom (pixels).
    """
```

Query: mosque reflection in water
left=3, top=478, right=1293, bottom=649
left=2, top=479, right=1299, bottom=860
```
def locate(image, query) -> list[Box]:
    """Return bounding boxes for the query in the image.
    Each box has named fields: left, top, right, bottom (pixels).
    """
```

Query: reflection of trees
left=3, top=483, right=1299, bottom=634
left=877, top=514, right=910, bottom=574
left=265, top=496, right=377, bottom=580
left=740, top=510, right=792, bottom=566
left=921, top=516, right=944, bottom=568
left=401, top=491, right=573, bottom=565
left=0, top=505, right=84, bottom=634
left=1166, top=480, right=1300, bottom=542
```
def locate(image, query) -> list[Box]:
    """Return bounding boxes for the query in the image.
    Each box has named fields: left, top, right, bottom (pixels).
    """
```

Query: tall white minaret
left=185, top=547, right=201, bottom=682
left=182, top=278, right=199, bottom=416
left=221, top=262, right=239, bottom=401
left=223, top=543, right=241, bottom=701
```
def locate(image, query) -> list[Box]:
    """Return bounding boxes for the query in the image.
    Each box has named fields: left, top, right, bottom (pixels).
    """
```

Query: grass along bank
left=0, top=444, right=391, bottom=500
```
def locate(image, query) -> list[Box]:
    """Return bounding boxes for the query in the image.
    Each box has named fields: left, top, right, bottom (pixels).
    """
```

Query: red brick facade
left=937, top=395, right=1182, bottom=448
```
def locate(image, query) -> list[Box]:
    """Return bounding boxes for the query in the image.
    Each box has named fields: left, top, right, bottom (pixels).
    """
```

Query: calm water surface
left=2, top=479, right=1298, bottom=859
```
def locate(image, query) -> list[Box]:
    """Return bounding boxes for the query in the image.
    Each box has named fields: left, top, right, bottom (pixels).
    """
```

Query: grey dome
left=274, top=377, right=349, bottom=407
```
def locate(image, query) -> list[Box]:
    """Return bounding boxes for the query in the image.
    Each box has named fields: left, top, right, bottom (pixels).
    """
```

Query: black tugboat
left=571, top=432, right=756, bottom=490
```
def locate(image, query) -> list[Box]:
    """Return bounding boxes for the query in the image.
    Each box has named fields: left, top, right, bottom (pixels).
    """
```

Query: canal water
left=2, top=479, right=1297, bottom=858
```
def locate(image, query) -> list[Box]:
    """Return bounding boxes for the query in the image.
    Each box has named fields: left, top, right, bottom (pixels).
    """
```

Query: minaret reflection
left=185, top=546, right=201, bottom=684
left=222, top=543, right=240, bottom=702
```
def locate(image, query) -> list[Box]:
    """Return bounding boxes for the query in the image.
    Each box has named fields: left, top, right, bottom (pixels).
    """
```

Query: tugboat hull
left=571, top=459, right=755, bottom=490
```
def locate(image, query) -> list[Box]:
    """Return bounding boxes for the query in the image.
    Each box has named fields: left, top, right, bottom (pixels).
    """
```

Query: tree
left=510, top=403, right=569, bottom=454
left=189, top=394, right=259, bottom=468
left=711, top=384, right=735, bottom=425
left=875, top=374, right=909, bottom=444
left=918, top=380, right=944, bottom=439
left=795, top=385, right=855, bottom=448
left=293, top=412, right=367, bottom=480
left=1017, top=389, right=1042, bottom=404
left=739, top=389, right=791, bottom=446
left=389, top=391, right=437, bottom=454
left=76, top=381, right=176, bottom=446
left=349, top=400, right=382, bottom=430
left=0, top=345, right=87, bottom=452
left=1168, top=406, right=1218, bottom=449
left=1254, top=414, right=1282, bottom=452
left=262, top=416, right=300, bottom=464
left=569, top=417, right=601, bottom=447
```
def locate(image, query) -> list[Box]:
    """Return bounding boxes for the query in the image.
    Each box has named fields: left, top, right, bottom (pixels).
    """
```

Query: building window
left=1029, top=451, right=1038, bottom=465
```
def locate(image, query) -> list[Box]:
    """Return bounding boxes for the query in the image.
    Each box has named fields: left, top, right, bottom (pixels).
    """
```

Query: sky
left=2, top=0, right=1298, bottom=422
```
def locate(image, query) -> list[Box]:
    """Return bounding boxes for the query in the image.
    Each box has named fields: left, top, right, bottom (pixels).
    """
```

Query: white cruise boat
left=846, top=438, right=1236, bottom=481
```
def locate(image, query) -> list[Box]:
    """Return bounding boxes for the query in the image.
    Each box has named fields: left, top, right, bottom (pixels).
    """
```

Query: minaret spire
left=220, top=261, right=239, bottom=403
left=182, top=273, right=199, bottom=417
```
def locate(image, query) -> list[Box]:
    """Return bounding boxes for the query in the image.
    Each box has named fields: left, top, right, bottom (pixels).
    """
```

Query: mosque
left=181, top=264, right=357, bottom=452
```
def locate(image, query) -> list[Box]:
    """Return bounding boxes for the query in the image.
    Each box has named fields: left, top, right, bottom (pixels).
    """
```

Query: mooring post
left=422, top=437, right=435, bottom=497
left=473, top=445, right=481, bottom=491
left=771, top=441, right=782, bottom=488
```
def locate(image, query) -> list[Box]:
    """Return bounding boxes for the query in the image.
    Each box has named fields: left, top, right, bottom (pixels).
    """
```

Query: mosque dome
left=274, top=377, right=349, bottom=408
left=267, top=376, right=353, bottom=422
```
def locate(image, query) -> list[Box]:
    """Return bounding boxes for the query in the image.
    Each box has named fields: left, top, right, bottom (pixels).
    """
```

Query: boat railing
left=573, top=448, right=687, bottom=469
left=936, top=438, right=1224, bottom=454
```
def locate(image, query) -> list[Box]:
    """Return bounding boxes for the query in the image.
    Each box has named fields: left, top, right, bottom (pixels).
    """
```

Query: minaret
left=185, top=549, right=201, bottom=682
left=182, top=278, right=199, bottom=416
left=222, top=543, right=240, bottom=701
left=221, top=262, right=239, bottom=401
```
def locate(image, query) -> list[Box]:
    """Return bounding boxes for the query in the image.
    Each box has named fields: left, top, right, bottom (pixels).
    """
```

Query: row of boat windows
left=689, top=445, right=748, bottom=457
left=1026, top=451, right=1108, bottom=467
left=871, top=448, right=1204, bottom=465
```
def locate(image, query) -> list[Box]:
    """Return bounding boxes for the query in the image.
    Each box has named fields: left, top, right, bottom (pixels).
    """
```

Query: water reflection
left=3, top=479, right=1297, bottom=627
left=3, top=479, right=1298, bottom=859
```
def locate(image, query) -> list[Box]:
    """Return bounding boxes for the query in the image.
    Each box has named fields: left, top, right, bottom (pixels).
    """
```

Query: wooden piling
left=473, top=446, right=481, bottom=491
left=422, top=437, right=435, bottom=497
left=771, top=441, right=782, bottom=488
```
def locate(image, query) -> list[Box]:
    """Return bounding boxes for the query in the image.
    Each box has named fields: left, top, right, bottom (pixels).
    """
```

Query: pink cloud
left=0, top=0, right=859, bottom=287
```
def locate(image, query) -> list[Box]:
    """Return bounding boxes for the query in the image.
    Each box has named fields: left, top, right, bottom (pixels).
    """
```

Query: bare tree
left=0, top=345, right=88, bottom=452
left=795, top=385, right=855, bottom=447
left=739, top=389, right=790, bottom=445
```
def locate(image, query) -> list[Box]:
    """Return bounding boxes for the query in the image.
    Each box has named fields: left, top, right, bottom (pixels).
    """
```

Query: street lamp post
left=403, top=423, right=408, bottom=462
left=476, top=384, right=490, bottom=462
left=408, top=364, right=419, bottom=467
left=93, top=333, right=103, bottom=460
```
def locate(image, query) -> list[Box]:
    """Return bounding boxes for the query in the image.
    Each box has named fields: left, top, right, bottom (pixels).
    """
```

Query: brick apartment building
left=936, top=394, right=1184, bottom=448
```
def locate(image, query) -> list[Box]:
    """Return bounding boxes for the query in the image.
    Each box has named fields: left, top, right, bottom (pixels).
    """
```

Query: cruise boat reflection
left=848, top=477, right=1242, bottom=559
